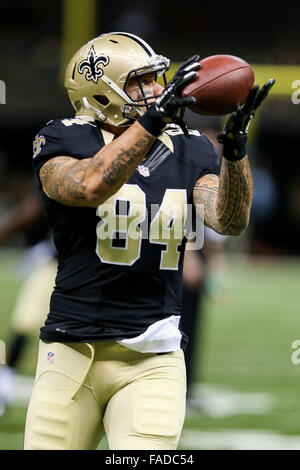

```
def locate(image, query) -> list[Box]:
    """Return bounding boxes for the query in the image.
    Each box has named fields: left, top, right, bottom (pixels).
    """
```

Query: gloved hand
left=139, top=55, right=201, bottom=137
left=217, top=78, right=275, bottom=161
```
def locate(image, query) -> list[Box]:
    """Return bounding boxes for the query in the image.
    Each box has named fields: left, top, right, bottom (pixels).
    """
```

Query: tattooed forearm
left=39, top=123, right=155, bottom=207
left=216, top=157, right=254, bottom=235
left=99, top=136, right=154, bottom=187
left=193, top=156, right=253, bottom=236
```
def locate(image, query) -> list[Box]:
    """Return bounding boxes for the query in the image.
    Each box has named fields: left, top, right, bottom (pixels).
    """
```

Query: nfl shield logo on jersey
left=138, top=165, right=150, bottom=177
left=47, top=351, right=55, bottom=364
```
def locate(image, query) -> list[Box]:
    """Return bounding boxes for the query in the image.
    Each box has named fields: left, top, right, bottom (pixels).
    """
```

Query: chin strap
left=82, top=97, right=143, bottom=127
left=82, top=97, right=107, bottom=122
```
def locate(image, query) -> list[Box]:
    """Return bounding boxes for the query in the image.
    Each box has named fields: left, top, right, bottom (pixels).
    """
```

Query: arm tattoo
left=97, top=136, right=154, bottom=187
left=40, top=157, right=92, bottom=206
left=193, top=156, right=253, bottom=236
left=39, top=128, right=155, bottom=207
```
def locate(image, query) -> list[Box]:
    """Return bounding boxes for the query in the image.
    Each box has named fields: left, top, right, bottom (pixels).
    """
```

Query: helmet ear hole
left=74, top=100, right=82, bottom=111
left=94, top=95, right=109, bottom=106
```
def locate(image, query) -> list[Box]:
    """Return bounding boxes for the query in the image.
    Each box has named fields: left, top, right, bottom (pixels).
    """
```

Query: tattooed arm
left=193, top=156, right=254, bottom=236
left=39, top=121, right=156, bottom=207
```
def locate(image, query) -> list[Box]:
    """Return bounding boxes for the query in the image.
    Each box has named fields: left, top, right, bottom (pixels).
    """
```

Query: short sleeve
left=179, top=131, right=221, bottom=180
left=32, top=120, right=65, bottom=177
left=199, top=135, right=221, bottom=178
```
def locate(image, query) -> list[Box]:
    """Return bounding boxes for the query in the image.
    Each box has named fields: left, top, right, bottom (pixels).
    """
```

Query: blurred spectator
left=182, top=227, right=228, bottom=408
left=0, top=188, right=57, bottom=416
left=181, top=127, right=229, bottom=406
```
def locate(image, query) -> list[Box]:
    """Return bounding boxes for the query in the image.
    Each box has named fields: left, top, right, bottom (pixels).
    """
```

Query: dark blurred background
left=0, top=0, right=299, bottom=254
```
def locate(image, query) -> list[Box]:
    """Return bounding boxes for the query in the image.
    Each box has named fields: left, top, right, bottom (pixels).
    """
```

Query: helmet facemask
left=121, top=59, right=169, bottom=122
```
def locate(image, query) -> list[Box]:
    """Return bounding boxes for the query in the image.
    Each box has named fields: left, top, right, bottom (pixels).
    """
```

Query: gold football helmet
left=64, top=32, right=170, bottom=126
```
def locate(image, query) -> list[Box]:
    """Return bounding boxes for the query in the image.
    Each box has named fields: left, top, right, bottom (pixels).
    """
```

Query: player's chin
left=136, top=95, right=161, bottom=114
left=141, top=98, right=157, bottom=112
left=147, top=96, right=159, bottom=106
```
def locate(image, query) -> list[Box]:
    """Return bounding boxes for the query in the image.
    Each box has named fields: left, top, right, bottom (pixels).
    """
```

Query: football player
left=24, top=32, right=274, bottom=450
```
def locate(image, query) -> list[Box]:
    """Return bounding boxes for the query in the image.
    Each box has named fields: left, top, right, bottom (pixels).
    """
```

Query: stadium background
left=0, top=0, right=300, bottom=450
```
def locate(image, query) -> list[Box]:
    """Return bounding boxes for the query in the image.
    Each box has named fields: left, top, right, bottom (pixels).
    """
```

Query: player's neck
left=101, top=122, right=129, bottom=137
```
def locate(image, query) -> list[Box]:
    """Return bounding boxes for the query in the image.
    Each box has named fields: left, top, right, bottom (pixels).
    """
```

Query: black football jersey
left=32, top=117, right=220, bottom=348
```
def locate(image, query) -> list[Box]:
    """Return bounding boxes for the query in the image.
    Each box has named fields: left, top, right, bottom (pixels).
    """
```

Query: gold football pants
left=24, top=340, right=186, bottom=450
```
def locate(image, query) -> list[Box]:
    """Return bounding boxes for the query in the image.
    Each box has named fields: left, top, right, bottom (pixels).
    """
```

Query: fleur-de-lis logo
left=78, top=46, right=109, bottom=84
left=33, top=134, right=46, bottom=158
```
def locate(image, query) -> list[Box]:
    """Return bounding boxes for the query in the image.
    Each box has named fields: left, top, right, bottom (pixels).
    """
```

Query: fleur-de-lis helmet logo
left=78, top=46, right=109, bottom=84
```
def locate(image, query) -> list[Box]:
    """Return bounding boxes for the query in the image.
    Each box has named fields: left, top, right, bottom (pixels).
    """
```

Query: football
left=181, top=54, right=255, bottom=116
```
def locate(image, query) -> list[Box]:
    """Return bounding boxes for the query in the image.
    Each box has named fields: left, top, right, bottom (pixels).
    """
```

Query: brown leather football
left=182, top=54, right=255, bottom=116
